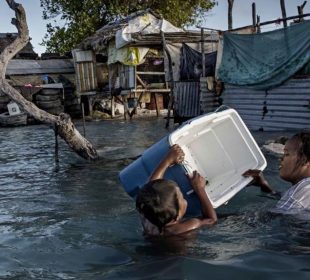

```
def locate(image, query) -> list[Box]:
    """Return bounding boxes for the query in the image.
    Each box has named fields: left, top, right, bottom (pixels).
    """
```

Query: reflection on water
left=0, top=119, right=309, bottom=279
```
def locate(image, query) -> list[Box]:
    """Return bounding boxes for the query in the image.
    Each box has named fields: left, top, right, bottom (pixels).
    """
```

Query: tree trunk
left=228, top=0, right=234, bottom=30
left=0, top=0, right=98, bottom=161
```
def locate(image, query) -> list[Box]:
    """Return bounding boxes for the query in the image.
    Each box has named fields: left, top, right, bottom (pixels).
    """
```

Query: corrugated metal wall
left=173, top=81, right=200, bottom=118
left=200, top=80, right=221, bottom=114
left=200, top=78, right=310, bottom=131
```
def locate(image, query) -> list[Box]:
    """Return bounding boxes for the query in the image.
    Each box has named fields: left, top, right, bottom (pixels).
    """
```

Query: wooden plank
left=131, top=89, right=170, bottom=93
left=136, top=71, right=165, bottom=75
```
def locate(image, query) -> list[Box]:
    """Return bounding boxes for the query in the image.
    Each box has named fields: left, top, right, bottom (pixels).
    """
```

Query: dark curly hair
left=291, top=131, right=310, bottom=166
left=136, top=179, right=180, bottom=232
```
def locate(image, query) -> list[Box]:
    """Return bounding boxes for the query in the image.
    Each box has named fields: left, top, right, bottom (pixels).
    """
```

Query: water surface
left=0, top=118, right=309, bottom=279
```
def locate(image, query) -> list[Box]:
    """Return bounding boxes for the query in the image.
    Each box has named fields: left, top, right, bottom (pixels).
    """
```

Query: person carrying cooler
left=136, top=144, right=217, bottom=236
left=243, top=131, right=310, bottom=213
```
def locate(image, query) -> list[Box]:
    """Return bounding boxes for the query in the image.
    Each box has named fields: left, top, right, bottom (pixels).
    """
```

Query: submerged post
left=54, top=123, right=59, bottom=164
left=81, top=102, right=86, bottom=137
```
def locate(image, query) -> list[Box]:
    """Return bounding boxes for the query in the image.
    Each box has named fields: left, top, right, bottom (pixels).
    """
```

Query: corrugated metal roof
left=6, top=59, right=75, bottom=75
left=216, top=78, right=310, bottom=131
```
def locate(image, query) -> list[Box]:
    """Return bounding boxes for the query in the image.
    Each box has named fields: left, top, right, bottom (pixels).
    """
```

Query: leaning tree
left=0, top=0, right=98, bottom=160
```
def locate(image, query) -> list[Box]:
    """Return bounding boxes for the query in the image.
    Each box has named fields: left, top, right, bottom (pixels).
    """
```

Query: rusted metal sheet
left=173, top=81, right=200, bottom=119
left=218, top=79, right=310, bottom=131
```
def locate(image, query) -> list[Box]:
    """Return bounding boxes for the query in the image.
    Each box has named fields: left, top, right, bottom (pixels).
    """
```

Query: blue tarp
left=218, top=20, right=310, bottom=89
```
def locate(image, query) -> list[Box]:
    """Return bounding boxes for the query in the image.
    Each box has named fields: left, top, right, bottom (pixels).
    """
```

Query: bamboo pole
left=257, top=15, right=261, bottom=33
left=252, top=2, right=257, bottom=30
left=228, top=13, right=310, bottom=32
left=280, top=0, right=287, bottom=27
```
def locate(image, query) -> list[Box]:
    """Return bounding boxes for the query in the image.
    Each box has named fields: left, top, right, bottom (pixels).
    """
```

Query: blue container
left=119, top=136, right=201, bottom=215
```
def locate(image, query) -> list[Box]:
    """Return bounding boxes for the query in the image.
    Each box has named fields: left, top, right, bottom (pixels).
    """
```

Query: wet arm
left=191, top=171, right=217, bottom=224
left=195, top=187, right=217, bottom=223
left=149, top=145, right=184, bottom=181
left=243, top=169, right=281, bottom=197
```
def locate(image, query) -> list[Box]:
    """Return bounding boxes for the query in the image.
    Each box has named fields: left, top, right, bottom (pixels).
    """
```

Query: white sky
left=0, top=0, right=309, bottom=55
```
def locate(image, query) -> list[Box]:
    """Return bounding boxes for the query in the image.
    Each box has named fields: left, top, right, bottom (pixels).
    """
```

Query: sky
left=0, top=0, right=309, bottom=55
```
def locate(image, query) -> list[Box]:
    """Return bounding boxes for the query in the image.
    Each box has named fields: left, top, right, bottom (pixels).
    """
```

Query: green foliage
left=40, top=0, right=216, bottom=54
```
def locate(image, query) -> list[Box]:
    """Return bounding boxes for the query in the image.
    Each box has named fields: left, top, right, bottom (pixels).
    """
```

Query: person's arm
left=243, top=169, right=281, bottom=197
left=190, top=171, right=217, bottom=223
left=164, top=171, right=217, bottom=235
left=149, top=144, right=184, bottom=181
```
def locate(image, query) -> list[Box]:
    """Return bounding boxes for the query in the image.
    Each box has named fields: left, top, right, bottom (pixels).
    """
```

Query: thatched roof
left=0, top=33, right=38, bottom=59
left=80, top=9, right=218, bottom=54
left=81, top=9, right=162, bottom=52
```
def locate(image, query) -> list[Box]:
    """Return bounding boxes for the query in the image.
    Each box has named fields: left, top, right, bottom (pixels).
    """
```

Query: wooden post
left=87, top=96, right=92, bottom=116
left=161, top=31, right=174, bottom=128
left=252, top=2, right=256, bottom=31
left=81, top=102, right=86, bottom=137
left=201, top=28, right=206, bottom=77
left=130, top=65, right=137, bottom=119
left=257, top=15, right=261, bottom=33
left=298, top=2, right=307, bottom=22
left=54, top=123, right=59, bottom=164
left=111, top=95, right=115, bottom=118
left=228, top=0, right=234, bottom=30
left=280, top=0, right=287, bottom=27
left=154, top=93, right=160, bottom=117
left=122, top=95, right=127, bottom=120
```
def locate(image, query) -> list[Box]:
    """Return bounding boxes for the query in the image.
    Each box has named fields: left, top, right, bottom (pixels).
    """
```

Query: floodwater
left=0, top=118, right=309, bottom=279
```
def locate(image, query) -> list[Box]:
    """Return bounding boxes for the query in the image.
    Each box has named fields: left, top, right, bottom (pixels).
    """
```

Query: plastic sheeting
left=115, top=13, right=182, bottom=49
left=179, top=44, right=216, bottom=81
left=218, top=20, right=310, bottom=89
left=108, top=41, right=149, bottom=65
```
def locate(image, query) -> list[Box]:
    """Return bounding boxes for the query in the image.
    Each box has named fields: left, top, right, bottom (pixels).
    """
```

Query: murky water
left=0, top=118, right=309, bottom=279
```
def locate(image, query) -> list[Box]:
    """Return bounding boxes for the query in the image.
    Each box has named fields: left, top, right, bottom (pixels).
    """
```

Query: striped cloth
left=272, top=177, right=310, bottom=214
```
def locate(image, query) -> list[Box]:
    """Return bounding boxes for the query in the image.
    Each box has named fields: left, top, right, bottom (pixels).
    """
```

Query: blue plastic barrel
left=119, top=136, right=201, bottom=215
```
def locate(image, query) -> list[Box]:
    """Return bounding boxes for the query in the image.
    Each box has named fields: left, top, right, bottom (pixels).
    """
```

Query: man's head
left=279, top=132, right=310, bottom=183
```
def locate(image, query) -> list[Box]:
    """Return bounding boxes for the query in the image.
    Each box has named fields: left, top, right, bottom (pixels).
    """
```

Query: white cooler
left=119, top=109, right=267, bottom=214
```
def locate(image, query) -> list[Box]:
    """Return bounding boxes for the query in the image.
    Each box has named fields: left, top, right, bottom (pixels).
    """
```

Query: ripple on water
left=0, top=122, right=308, bottom=279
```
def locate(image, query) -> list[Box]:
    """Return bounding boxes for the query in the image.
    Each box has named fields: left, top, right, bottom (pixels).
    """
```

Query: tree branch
left=0, top=0, right=99, bottom=161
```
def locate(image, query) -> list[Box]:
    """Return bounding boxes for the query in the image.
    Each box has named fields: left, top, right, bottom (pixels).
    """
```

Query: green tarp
left=218, top=20, right=310, bottom=89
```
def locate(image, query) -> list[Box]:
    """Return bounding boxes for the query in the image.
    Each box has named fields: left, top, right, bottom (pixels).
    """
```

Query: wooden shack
left=78, top=9, right=218, bottom=122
